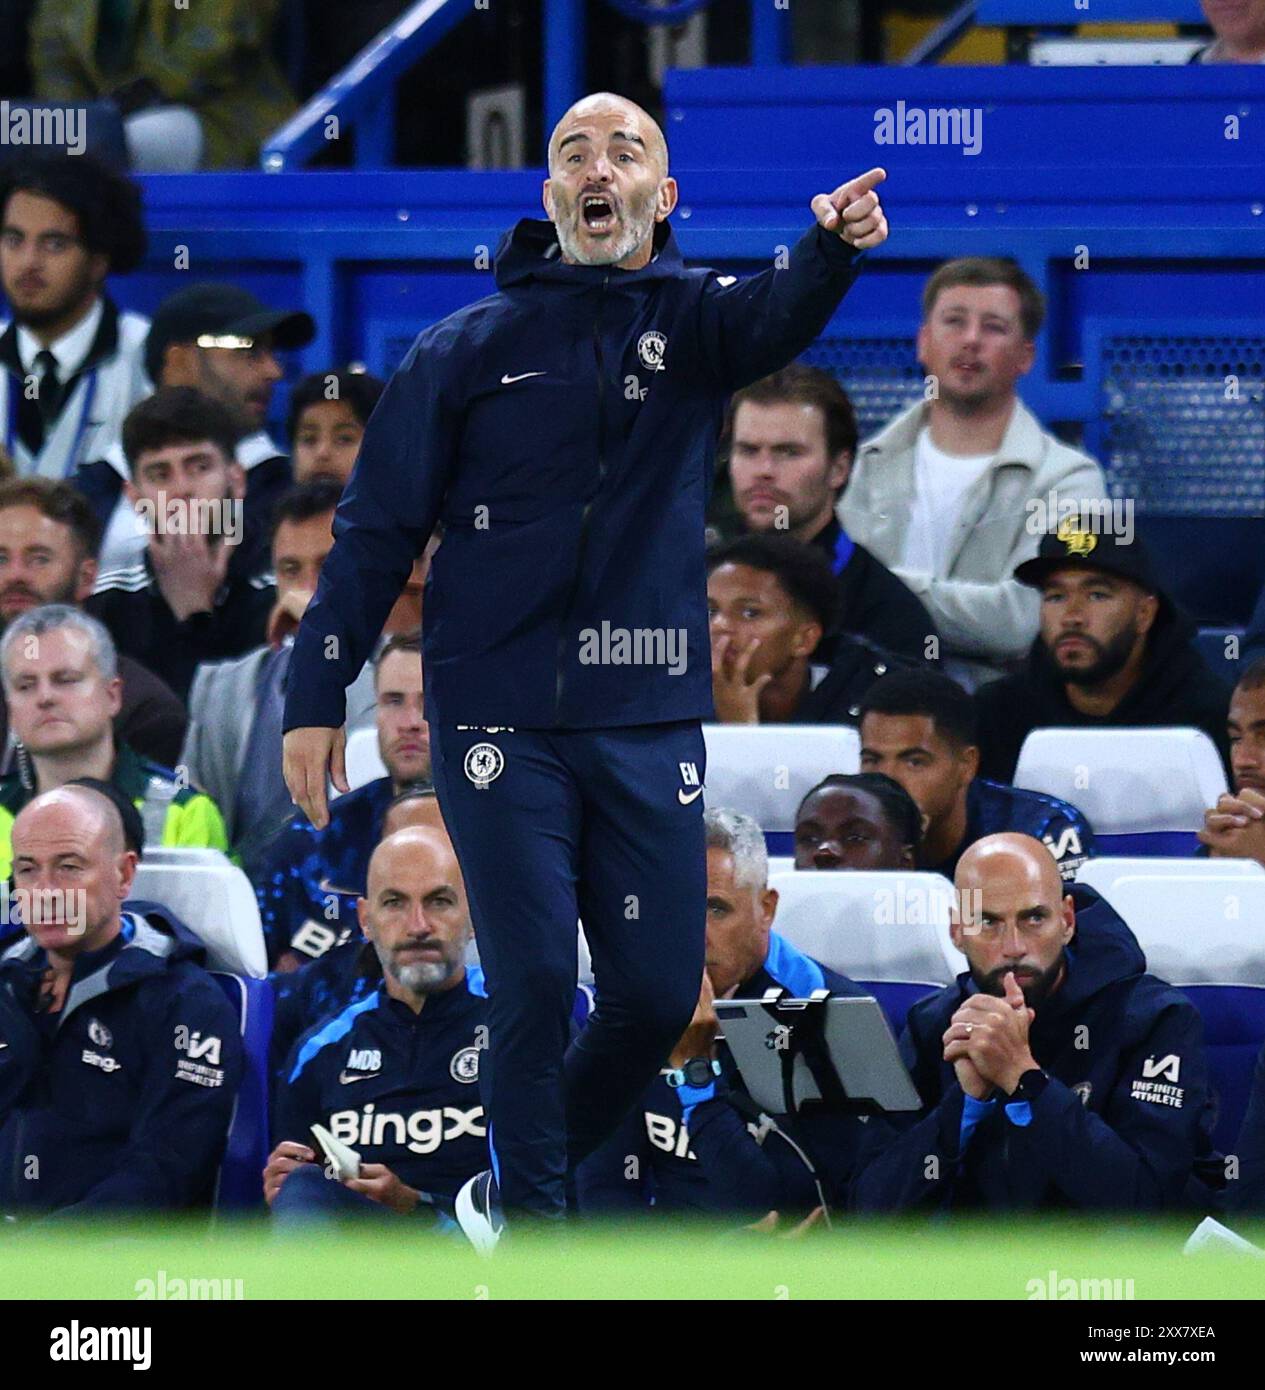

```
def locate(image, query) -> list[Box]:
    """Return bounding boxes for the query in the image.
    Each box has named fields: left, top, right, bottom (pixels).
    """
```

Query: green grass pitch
left=7, top=1215, right=1265, bottom=1301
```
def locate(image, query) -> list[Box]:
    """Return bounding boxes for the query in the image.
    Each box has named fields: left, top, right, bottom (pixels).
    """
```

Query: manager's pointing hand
left=811, top=167, right=888, bottom=250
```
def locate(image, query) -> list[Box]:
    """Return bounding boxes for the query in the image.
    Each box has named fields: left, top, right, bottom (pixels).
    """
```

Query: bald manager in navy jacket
left=282, top=91, right=889, bottom=1244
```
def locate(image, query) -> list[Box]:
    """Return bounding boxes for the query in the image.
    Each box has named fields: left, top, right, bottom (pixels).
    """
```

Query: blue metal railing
left=262, top=0, right=793, bottom=171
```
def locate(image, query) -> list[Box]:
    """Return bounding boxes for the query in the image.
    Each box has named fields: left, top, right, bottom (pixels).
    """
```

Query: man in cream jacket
left=838, top=257, right=1107, bottom=687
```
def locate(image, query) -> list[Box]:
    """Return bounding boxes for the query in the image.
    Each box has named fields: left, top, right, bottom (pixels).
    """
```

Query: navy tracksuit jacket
left=851, top=885, right=1216, bottom=1213
left=576, top=932, right=870, bottom=1218
left=283, top=212, right=868, bottom=1215
left=274, top=969, right=491, bottom=1212
left=928, top=778, right=1095, bottom=883
left=0, top=913, right=242, bottom=1215
left=255, top=777, right=395, bottom=967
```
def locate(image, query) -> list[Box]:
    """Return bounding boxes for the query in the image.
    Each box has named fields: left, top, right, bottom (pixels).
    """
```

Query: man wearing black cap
left=974, top=518, right=1232, bottom=782
left=0, top=155, right=150, bottom=572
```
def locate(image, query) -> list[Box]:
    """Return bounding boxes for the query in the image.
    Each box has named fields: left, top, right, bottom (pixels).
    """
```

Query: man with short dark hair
left=839, top=257, right=1107, bottom=683
left=0, top=784, right=241, bottom=1215
left=724, top=364, right=934, bottom=659
left=255, top=632, right=432, bottom=971
left=706, top=532, right=909, bottom=725
left=0, top=155, right=151, bottom=572
left=793, top=772, right=921, bottom=870
left=89, top=387, right=277, bottom=700
left=0, top=476, right=185, bottom=768
left=860, top=666, right=1094, bottom=881
left=288, top=369, right=386, bottom=489
left=974, top=526, right=1232, bottom=783
left=852, top=833, right=1215, bottom=1214
left=1198, top=655, right=1265, bottom=868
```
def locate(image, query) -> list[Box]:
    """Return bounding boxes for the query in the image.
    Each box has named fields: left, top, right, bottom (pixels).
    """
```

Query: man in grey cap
left=974, top=520, right=1232, bottom=782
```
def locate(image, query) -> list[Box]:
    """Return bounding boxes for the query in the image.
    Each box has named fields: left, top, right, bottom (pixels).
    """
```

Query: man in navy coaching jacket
left=281, top=90, right=889, bottom=1243
left=851, top=833, right=1215, bottom=1214
left=0, top=785, right=241, bottom=1216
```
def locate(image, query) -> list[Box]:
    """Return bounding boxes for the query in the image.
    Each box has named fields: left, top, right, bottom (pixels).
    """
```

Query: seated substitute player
left=975, top=524, right=1232, bottom=783
left=707, top=532, right=911, bottom=725
left=722, top=364, right=935, bottom=660
left=1199, top=655, right=1265, bottom=869
left=0, top=785, right=241, bottom=1215
left=792, top=772, right=921, bottom=870
left=851, top=833, right=1215, bottom=1214
left=255, top=631, right=432, bottom=970
left=264, top=827, right=488, bottom=1222
left=575, top=808, right=872, bottom=1219
left=0, top=604, right=228, bottom=880
left=859, top=667, right=1094, bottom=881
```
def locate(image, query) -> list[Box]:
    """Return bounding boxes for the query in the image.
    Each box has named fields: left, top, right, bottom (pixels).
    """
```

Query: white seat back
left=702, top=724, right=860, bottom=847
left=130, top=862, right=267, bottom=979
left=345, top=726, right=387, bottom=790
left=1097, top=873, right=1265, bottom=985
left=769, top=870, right=961, bottom=985
left=140, top=847, right=233, bottom=867
left=1014, top=727, right=1227, bottom=835
left=1077, top=855, right=1264, bottom=901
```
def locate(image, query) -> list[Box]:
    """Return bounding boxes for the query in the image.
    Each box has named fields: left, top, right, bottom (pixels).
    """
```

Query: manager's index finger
left=833, top=167, right=887, bottom=209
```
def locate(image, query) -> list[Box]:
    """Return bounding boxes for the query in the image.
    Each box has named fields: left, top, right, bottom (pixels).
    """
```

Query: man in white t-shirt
left=839, top=257, right=1107, bottom=686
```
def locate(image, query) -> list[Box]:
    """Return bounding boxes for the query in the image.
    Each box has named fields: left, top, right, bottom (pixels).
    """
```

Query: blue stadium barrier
left=4, top=68, right=1260, bottom=617
left=977, top=0, right=1202, bottom=19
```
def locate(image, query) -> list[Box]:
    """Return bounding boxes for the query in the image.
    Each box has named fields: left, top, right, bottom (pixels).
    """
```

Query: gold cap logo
left=1056, top=516, right=1098, bottom=558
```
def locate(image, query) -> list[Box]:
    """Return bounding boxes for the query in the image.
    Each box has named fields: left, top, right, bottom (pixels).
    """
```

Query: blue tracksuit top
left=850, top=884, right=1216, bottom=1213
left=276, top=969, right=492, bottom=1202
left=0, top=913, right=242, bottom=1214
left=283, top=215, right=866, bottom=732
left=255, top=777, right=395, bottom=967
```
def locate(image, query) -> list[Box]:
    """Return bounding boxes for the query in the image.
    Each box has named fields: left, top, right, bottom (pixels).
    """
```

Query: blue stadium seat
left=1091, top=872, right=1265, bottom=1151
left=211, top=973, right=275, bottom=1212
left=1013, top=727, right=1228, bottom=856
left=703, top=725, right=861, bottom=856
left=767, top=870, right=959, bottom=1035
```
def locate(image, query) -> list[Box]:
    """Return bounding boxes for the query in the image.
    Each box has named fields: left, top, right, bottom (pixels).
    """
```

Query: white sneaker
left=454, top=1170, right=504, bottom=1255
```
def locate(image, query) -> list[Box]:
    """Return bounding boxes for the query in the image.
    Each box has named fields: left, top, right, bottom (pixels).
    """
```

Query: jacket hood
left=957, top=881, right=1145, bottom=1021
left=494, top=216, right=684, bottom=291
left=0, top=910, right=208, bottom=1028
left=1024, top=601, right=1210, bottom=720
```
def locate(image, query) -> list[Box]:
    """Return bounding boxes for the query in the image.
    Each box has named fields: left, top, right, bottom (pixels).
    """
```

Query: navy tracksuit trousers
left=429, top=720, right=707, bottom=1218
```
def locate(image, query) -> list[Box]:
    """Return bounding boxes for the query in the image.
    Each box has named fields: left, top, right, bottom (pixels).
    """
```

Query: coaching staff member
left=282, top=91, right=889, bottom=1244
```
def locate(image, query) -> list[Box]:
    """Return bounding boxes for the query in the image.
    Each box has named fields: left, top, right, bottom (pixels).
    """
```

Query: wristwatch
left=1008, top=1068, right=1050, bottom=1103
left=666, top=1057, right=722, bottom=1089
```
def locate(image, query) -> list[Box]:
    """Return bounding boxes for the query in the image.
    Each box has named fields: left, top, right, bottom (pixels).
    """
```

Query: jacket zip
left=554, top=272, right=610, bottom=719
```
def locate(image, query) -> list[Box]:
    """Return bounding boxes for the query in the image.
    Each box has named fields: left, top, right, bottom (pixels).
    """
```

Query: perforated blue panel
left=799, top=337, right=925, bottom=443
left=1099, top=334, right=1265, bottom=517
